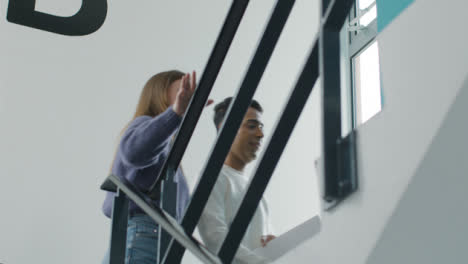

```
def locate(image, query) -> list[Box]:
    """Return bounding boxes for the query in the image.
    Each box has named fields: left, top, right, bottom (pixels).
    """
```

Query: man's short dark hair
left=213, top=97, right=263, bottom=130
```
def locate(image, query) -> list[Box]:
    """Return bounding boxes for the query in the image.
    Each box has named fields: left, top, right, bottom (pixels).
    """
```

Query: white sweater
left=198, top=165, right=273, bottom=264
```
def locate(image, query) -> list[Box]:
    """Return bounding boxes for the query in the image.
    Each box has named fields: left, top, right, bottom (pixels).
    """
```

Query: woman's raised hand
left=173, top=71, right=214, bottom=116
left=173, top=71, right=196, bottom=116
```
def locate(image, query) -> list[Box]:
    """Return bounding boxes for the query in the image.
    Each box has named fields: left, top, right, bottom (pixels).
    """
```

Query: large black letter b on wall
left=7, top=0, right=107, bottom=36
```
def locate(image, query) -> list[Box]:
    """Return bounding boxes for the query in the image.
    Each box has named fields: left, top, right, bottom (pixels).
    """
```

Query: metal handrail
left=107, top=174, right=222, bottom=264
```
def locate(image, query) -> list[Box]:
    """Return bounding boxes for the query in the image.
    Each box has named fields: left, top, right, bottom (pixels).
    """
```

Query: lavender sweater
left=102, top=108, right=190, bottom=221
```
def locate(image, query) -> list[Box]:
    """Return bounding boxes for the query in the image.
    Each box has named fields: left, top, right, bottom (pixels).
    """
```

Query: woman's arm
left=120, top=71, right=200, bottom=168
left=119, top=107, right=182, bottom=168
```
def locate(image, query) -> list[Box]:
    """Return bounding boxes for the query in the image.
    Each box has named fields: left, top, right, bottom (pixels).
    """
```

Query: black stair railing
left=101, top=0, right=250, bottom=263
left=162, top=0, right=297, bottom=263
left=105, top=174, right=222, bottom=263
left=217, top=39, right=319, bottom=263
left=101, top=0, right=359, bottom=263
left=147, top=0, right=251, bottom=199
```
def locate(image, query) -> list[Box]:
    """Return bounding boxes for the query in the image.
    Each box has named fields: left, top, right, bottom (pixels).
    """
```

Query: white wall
left=366, top=76, right=468, bottom=263
left=274, top=0, right=468, bottom=263
left=0, top=0, right=321, bottom=263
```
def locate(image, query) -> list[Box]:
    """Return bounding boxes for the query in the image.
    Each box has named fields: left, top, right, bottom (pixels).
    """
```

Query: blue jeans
left=125, top=214, right=159, bottom=264
left=102, top=214, right=159, bottom=264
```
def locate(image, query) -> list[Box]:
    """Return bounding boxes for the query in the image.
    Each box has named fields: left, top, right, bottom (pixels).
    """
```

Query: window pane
left=358, top=0, right=375, bottom=9
left=358, top=0, right=377, bottom=26
left=353, top=41, right=381, bottom=125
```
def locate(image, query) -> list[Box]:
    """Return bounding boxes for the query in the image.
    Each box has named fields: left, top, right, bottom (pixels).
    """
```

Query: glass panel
left=340, top=21, right=353, bottom=137
left=353, top=41, right=382, bottom=125
left=359, top=0, right=375, bottom=9
left=357, top=0, right=377, bottom=26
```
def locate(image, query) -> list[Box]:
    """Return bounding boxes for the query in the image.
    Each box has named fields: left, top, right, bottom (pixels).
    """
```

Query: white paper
left=254, top=215, right=321, bottom=261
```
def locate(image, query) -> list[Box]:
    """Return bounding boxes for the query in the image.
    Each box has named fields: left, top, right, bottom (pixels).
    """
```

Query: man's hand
left=261, top=235, right=276, bottom=247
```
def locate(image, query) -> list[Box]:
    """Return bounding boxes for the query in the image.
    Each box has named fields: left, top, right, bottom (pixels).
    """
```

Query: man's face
left=229, top=107, right=264, bottom=165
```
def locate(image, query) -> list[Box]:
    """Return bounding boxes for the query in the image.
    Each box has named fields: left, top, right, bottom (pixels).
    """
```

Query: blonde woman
left=102, top=70, right=204, bottom=264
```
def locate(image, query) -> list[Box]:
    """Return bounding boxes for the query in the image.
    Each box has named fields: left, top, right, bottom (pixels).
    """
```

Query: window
left=356, top=0, right=377, bottom=26
left=342, top=0, right=382, bottom=133
left=353, top=41, right=382, bottom=125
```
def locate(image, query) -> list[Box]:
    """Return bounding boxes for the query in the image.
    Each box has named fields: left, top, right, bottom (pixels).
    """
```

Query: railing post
left=158, top=170, right=179, bottom=264
left=108, top=189, right=129, bottom=264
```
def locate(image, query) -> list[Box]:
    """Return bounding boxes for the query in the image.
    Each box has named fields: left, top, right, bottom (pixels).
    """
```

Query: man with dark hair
left=213, top=97, right=264, bottom=131
left=198, top=97, right=275, bottom=264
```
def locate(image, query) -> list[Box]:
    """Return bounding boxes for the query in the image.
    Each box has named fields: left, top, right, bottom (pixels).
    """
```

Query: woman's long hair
left=109, top=70, right=185, bottom=173
left=133, top=70, right=185, bottom=118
